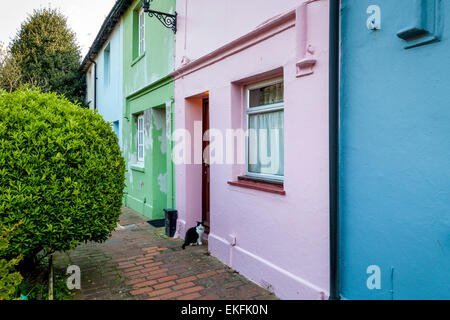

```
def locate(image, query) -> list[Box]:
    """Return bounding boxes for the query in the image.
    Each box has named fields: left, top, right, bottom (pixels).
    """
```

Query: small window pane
left=249, top=82, right=284, bottom=108
left=137, top=116, right=144, bottom=161
left=248, top=111, right=284, bottom=176
left=113, top=121, right=119, bottom=138
left=139, top=9, right=145, bottom=56
left=104, top=45, right=111, bottom=87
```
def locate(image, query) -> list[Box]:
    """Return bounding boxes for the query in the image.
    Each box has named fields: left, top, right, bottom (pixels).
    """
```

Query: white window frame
left=104, top=43, right=111, bottom=87
left=138, top=8, right=145, bottom=56
left=245, top=77, right=284, bottom=182
left=137, top=115, right=145, bottom=162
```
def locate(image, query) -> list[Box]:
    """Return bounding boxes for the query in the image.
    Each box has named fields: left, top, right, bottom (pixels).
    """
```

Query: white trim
left=247, top=103, right=284, bottom=115
left=245, top=78, right=284, bottom=182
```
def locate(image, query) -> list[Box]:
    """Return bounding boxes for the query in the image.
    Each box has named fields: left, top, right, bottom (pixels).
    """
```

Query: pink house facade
left=172, top=0, right=330, bottom=300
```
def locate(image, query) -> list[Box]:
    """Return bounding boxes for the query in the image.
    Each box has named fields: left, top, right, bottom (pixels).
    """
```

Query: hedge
left=0, top=89, right=125, bottom=259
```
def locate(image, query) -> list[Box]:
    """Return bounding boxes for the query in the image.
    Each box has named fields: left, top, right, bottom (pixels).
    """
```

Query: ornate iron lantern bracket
left=143, top=0, right=177, bottom=34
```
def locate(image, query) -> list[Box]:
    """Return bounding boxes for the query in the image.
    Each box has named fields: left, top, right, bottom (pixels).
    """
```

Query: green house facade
left=122, top=0, right=176, bottom=219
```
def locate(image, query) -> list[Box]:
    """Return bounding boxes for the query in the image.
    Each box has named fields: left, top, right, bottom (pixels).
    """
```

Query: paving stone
left=54, top=207, right=277, bottom=300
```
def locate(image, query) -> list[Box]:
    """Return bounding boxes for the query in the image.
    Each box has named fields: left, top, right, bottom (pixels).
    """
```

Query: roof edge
left=80, top=0, right=134, bottom=73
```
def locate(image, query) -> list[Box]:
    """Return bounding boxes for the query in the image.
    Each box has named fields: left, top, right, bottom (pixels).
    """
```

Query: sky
left=0, top=0, right=117, bottom=58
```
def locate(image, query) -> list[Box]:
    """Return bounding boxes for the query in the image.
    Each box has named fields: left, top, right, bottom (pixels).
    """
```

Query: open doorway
left=179, top=92, right=211, bottom=238
left=202, top=98, right=210, bottom=234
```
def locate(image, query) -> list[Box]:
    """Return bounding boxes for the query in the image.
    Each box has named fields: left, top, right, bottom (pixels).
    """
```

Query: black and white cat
left=182, top=222, right=205, bottom=249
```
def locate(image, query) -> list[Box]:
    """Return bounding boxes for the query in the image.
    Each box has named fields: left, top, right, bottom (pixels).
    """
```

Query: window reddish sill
left=227, top=176, right=286, bottom=196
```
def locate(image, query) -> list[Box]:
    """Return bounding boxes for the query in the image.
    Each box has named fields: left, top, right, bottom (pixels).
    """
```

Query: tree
left=9, top=8, right=85, bottom=104
left=0, top=42, right=22, bottom=92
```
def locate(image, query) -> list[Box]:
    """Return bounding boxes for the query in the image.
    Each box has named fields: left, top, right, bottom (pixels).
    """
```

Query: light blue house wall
left=339, top=0, right=450, bottom=299
left=88, top=22, right=124, bottom=149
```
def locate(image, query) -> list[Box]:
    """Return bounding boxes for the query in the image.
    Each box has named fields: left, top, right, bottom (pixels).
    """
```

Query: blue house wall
left=339, top=0, right=450, bottom=299
left=94, top=22, right=124, bottom=149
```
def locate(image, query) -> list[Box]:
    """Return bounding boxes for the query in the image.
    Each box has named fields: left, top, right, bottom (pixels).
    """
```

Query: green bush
left=0, top=224, right=23, bottom=300
left=0, top=89, right=125, bottom=260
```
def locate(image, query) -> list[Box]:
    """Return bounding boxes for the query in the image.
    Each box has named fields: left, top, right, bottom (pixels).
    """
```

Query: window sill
left=131, top=52, right=146, bottom=67
left=130, top=164, right=145, bottom=173
left=227, top=176, right=286, bottom=196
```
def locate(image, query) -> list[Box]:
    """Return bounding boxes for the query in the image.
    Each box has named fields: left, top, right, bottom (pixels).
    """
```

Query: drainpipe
left=329, top=0, right=340, bottom=300
left=88, top=55, right=97, bottom=111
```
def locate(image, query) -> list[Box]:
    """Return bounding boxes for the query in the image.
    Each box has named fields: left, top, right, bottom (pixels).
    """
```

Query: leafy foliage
left=17, top=256, right=74, bottom=300
left=24, top=273, right=74, bottom=300
left=0, top=224, right=23, bottom=300
left=9, top=8, right=85, bottom=104
left=0, top=42, right=22, bottom=93
left=0, top=89, right=125, bottom=261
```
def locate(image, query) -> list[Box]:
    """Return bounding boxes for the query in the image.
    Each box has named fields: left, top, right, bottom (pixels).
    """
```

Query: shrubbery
left=0, top=224, right=23, bottom=300
left=0, top=89, right=125, bottom=261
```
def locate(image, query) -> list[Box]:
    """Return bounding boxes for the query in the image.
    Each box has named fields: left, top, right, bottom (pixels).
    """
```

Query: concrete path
left=54, top=207, right=278, bottom=300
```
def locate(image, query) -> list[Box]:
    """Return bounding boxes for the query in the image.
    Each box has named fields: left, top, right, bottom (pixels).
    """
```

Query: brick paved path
left=54, top=207, right=278, bottom=300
